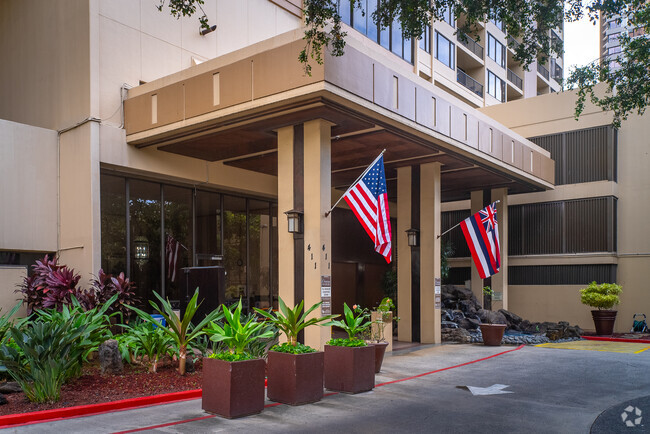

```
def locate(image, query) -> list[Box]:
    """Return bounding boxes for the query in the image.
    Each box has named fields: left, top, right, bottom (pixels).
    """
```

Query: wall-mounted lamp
left=284, top=209, right=303, bottom=234
left=134, top=236, right=150, bottom=262
left=405, top=228, right=419, bottom=247
left=200, top=25, right=217, bottom=36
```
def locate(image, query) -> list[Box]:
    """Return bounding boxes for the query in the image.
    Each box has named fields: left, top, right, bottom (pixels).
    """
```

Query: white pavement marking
left=465, top=384, right=513, bottom=396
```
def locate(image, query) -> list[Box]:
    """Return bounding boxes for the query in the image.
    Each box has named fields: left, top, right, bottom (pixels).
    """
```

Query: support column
left=491, top=188, right=508, bottom=311
left=397, top=167, right=412, bottom=342
left=470, top=190, right=483, bottom=304
left=420, top=162, right=442, bottom=344
left=277, top=126, right=295, bottom=311
left=303, top=119, right=333, bottom=350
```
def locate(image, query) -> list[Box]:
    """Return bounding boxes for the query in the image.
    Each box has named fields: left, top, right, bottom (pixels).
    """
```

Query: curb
left=583, top=336, right=650, bottom=344
left=0, top=389, right=202, bottom=428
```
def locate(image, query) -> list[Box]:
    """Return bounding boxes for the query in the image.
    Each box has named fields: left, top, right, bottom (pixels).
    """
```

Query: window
left=419, top=24, right=431, bottom=53
left=487, top=33, right=505, bottom=68
left=490, top=9, right=503, bottom=31
left=338, top=0, right=413, bottom=63
left=435, top=32, right=455, bottom=69
left=608, top=32, right=620, bottom=43
left=487, top=70, right=505, bottom=101
left=608, top=46, right=621, bottom=55
left=441, top=6, right=455, bottom=27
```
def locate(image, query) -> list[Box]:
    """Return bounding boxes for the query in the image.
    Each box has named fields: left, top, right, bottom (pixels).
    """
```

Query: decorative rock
left=185, top=356, right=195, bottom=373
left=457, top=317, right=481, bottom=330
left=0, top=394, right=7, bottom=405
left=441, top=328, right=472, bottom=343
left=99, top=339, right=123, bottom=375
left=0, top=382, right=22, bottom=394
left=477, top=309, right=508, bottom=325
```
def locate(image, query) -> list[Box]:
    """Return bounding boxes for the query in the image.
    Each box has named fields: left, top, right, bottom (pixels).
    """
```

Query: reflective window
left=195, top=190, right=222, bottom=266
left=487, top=33, right=505, bottom=68
left=100, top=175, right=126, bottom=276
left=487, top=70, right=505, bottom=102
left=223, top=196, right=247, bottom=306
left=441, top=7, right=455, bottom=27
left=419, top=24, right=431, bottom=53
left=163, top=185, right=193, bottom=304
left=436, top=32, right=455, bottom=69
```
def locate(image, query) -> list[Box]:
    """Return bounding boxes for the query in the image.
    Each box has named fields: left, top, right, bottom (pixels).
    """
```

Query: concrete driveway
left=3, top=341, right=650, bottom=433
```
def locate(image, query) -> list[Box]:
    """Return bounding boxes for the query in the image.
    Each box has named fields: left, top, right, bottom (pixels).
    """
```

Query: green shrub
left=326, top=338, right=367, bottom=347
left=0, top=320, right=89, bottom=403
left=123, top=320, right=174, bottom=372
left=324, top=303, right=370, bottom=345
left=271, top=342, right=316, bottom=354
left=580, top=282, right=623, bottom=310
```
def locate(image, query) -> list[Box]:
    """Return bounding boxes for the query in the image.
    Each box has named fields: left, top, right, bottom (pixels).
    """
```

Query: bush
left=580, top=282, right=623, bottom=310
left=123, top=320, right=174, bottom=372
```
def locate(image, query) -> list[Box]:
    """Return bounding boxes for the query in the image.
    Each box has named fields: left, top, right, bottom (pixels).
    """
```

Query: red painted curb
left=0, top=389, right=202, bottom=428
left=583, top=336, right=650, bottom=344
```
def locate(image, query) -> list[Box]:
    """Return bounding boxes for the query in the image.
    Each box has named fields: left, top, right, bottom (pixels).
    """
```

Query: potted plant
left=367, top=297, right=397, bottom=373
left=580, top=281, right=622, bottom=336
left=322, top=303, right=375, bottom=393
left=254, top=298, right=336, bottom=405
left=203, top=300, right=275, bottom=418
left=479, top=286, right=506, bottom=346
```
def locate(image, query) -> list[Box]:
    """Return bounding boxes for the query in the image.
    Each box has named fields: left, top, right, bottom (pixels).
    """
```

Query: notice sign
left=435, top=277, right=441, bottom=295
left=321, top=275, right=332, bottom=315
left=435, top=294, right=441, bottom=309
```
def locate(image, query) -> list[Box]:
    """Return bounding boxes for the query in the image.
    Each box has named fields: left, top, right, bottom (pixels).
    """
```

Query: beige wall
left=481, top=88, right=650, bottom=332
left=0, top=267, right=27, bottom=318
left=0, top=0, right=91, bottom=131
left=0, top=120, right=58, bottom=252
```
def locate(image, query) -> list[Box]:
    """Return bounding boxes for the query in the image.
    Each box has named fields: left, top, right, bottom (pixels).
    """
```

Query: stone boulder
left=498, top=309, right=523, bottom=329
left=457, top=317, right=481, bottom=330
left=99, top=339, right=123, bottom=375
left=477, top=309, right=507, bottom=325
left=0, top=382, right=22, bottom=394
left=441, top=327, right=471, bottom=343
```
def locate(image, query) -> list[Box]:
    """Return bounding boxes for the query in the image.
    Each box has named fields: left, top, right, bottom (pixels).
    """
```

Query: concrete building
left=0, top=0, right=644, bottom=347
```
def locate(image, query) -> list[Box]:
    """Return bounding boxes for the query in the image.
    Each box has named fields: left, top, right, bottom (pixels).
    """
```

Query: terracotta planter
left=324, top=344, right=374, bottom=393
left=266, top=350, right=324, bottom=405
left=370, top=341, right=389, bottom=373
left=592, top=310, right=618, bottom=336
left=479, top=324, right=506, bottom=346
left=202, top=357, right=265, bottom=418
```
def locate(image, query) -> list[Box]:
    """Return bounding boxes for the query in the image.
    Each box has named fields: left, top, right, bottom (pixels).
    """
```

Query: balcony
left=507, top=68, right=523, bottom=90
left=551, top=62, right=563, bottom=81
left=457, top=69, right=484, bottom=97
left=457, top=32, right=484, bottom=59
left=537, top=63, right=550, bottom=80
left=507, top=35, right=521, bottom=51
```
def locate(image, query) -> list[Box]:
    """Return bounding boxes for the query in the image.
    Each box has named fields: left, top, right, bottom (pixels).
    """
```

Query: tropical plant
left=368, top=297, right=398, bottom=342
left=16, top=255, right=82, bottom=313
left=254, top=298, right=336, bottom=352
left=123, top=320, right=175, bottom=372
left=0, top=320, right=89, bottom=403
left=89, top=269, right=139, bottom=317
left=580, top=282, right=623, bottom=310
left=209, top=300, right=275, bottom=360
left=324, top=302, right=371, bottom=346
left=126, top=288, right=222, bottom=375
left=0, top=302, right=22, bottom=344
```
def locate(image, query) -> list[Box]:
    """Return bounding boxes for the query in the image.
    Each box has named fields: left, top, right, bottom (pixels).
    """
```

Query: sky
left=563, top=13, right=600, bottom=76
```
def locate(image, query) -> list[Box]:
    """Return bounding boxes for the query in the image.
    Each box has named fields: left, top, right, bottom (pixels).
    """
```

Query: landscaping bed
left=0, top=360, right=202, bottom=417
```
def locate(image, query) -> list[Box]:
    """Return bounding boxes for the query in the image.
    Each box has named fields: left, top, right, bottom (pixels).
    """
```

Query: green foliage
left=123, top=320, right=175, bottom=372
left=156, top=0, right=210, bottom=30
left=271, top=342, right=317, bottom=354
left=324, top=302, right=371, bottom=341
left=441, top=240, right=455, bottom=283
left=209, top=300, right=275, bottom=357
left=381, top=268, right=397, bottom=301
left=127, top=288, right=222, bottom=375
left=254, top=298, right=336, bottom=347
left=0, top=320, right=90, bottom=403
left=326, top=337, right=367, bottom=347
left=580, top=281, right=623, bottom=310
left=208, top=352, right=256, bottom=362
left=0, top=302, right=22, bottom=344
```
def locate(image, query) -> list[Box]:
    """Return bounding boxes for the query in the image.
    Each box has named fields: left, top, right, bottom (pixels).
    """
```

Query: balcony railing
left=507, top=35, right=521, bottom=51
left=507, top=68, right=523, bottom=90
left=457, top=32, right=484, bottom=59
left=552, top=64, right=563, bottom=81
left=457, top=69, right=484, bottom=97
left=537, top=63, right=550, bottom=80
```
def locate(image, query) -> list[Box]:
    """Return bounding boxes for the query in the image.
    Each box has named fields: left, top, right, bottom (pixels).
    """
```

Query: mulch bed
left=0, top=360, right=202, bottom=417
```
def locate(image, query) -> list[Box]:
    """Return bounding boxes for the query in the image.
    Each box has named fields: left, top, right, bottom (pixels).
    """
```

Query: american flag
left=165, top=234, right=180, bottom=282
left=460, top=202, right=501, bottom=279
left=343, top=154, right=392, bottom=263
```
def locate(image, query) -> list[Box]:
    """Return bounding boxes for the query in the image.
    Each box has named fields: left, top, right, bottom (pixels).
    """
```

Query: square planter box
left=267, top=350, right=324, bottom=405
left=202, top=357, right=265, bottom=418
left=324, top=344, right=375, bottom=393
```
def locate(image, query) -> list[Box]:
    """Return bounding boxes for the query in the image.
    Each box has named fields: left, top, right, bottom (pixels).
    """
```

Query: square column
left=397, top=166, right=413, bottom=342
left=277, top=126, right=295, bottom=310
left=470, top=190, right=484, bottom=303
left=303, top=119, right=333, bottom=350
left=420, top=162, right=442, bottom=344
left=491, top=188, right=508, bottom=311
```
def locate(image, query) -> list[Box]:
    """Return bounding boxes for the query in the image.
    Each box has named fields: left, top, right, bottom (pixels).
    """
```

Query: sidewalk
left=4, top=341, right=650, bottom=433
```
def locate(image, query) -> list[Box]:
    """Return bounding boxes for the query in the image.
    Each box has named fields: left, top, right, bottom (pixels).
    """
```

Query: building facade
left=1, top=0, right=643, bottom=345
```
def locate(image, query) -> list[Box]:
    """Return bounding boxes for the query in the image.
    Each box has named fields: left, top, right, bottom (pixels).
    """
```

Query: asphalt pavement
left=3, top=340, right=650, bottom=433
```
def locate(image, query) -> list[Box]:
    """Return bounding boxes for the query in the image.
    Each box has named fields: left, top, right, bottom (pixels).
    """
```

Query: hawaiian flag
left=343, top=155, right=392, bottom=263
left=165, top=234, right=180, bottom=282
left=460, top=202, right=501, bottom=279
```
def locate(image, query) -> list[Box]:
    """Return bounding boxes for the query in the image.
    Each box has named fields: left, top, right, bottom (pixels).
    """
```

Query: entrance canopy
left=124, top=29, right=554, bottom=203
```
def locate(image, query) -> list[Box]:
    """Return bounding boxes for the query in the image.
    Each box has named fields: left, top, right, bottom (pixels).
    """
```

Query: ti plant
left=254, top=298, right=337, bottom=350
left=209, top=299, right=276, bottom=360
left=324, top=302, right=371, bottom=345
left=127, top=288, right=222, bottom=375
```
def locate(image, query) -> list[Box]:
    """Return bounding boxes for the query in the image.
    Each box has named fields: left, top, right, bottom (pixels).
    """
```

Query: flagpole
left=325, top=149, right=386, bottom=217
left=436, top=200, right=500, bottom=239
